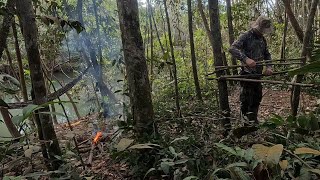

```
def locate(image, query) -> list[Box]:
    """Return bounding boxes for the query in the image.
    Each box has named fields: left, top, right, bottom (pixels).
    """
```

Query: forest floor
left=228, top=86, right=318, bottom=121
left=2, top=88, right=318, bottom=179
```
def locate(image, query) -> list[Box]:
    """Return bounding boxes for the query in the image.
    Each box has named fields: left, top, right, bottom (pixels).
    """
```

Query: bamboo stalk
left=213, top=77, right=317, bottom=87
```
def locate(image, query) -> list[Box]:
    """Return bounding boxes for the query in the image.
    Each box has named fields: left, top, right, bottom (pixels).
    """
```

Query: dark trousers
left=240, top=72, right=262, bottom=123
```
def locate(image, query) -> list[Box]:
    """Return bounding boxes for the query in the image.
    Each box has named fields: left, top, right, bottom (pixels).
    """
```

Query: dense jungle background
left=0, top=0, right=320, bottom=179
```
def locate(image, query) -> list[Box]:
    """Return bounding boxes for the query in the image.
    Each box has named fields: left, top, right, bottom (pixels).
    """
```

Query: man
left=229, top=16, right=274, bottom=124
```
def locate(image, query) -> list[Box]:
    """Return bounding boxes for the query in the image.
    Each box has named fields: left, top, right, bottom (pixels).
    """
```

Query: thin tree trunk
left=291, top=0, right=319, bottom=117
left=187, top=0, right=202, bottom=102
left=282, top=0, right=304, bottom=42
left=5, top=48, right=19, bottom=80
left=226, top=0, right=237, bottom=75
left=197, top=0, right=214, bottom=47
left=16, top=0, right=62, bottom=169
left=0, top=0, right=15, bottom=60
left=92, top=0, right=104, bottom=80
left=117, top=0, right=156, bottom=138
left=12, top=21, right=28, bottom=102
left=209, top=0, right=231, bottom=132
left=163, top=0, right=181, bottom=116
left=159, top=4, right=173, bottom=80
left=147, top=0, right=154, bottom=86
left=0, top=107, right=20, bottom=138
left=280, top=12, right=288, bottom=59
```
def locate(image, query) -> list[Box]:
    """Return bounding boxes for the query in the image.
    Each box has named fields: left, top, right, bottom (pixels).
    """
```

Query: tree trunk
left=163, top=0, right=181, bottom=115
left=280, top=12, right=288, bottom=59
left=209, top=0, right=231, bottom=132
left=0, top=0, right=15, bottom=60
left=282, top=0, right=304, bottom=42
left=16, top=0, right=62, bottom=169
left=226, top=0, right=238, bottom=75
left=117, top=0, right=156, bottom=138
left=159, top=4, right=173, bottom=80
left=147, top=0, right=154, bottom=87
left=5, top=48, right=19, bottom=80
left=92, top=0, right=104, bottom=75
left=291, top=0, right=319, bottom=116
left=197, top=0, right=214, bottom=47
left=12, top=21, right=28, bottom=102
left=188, top=0, right=202, bottom=102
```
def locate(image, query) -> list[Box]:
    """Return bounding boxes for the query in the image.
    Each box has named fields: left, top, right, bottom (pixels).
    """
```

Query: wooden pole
left=208, top=71, right=290, bottom=79
left=207, top=63, right=302, bottom=76
left=218, top=78, right=317, bottom=87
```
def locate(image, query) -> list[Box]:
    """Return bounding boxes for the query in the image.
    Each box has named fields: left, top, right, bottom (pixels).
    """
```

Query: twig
left=212, top=78, right=318, bottom=87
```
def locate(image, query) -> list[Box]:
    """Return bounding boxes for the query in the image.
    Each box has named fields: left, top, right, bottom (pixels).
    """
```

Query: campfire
left=87, top=129, right=109, bottom=165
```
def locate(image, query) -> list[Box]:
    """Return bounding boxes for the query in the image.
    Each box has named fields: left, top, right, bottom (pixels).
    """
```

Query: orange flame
left=93, top=131, right=103, bottom=144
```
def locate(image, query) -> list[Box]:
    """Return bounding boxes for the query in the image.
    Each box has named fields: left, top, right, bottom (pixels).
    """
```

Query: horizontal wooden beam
left=206, top=57, right=306, bottom=76
left=212, top=77, right=317, bottom=87
left=208, top=71, right=289, bottom=79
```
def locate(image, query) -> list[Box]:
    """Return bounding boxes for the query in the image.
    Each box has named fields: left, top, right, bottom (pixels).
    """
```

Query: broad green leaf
left=115, top=138, right=134, bottom=151
left=289, top=61, right=320, bottom=75
left=174, top=159, right=189, bottom=164
left=226, top=162, right=248, bottom=169
left=23, top=104, right=43, bottom=117
left=144, top=168, right=156, bottom=179
left=215, top=143, right=237, bottom=156
left=12, top=115, right=24, bottom=125
left=294, top=147, right=320, bottom=155
left=297, top=115, right=309, bottom=129
left=160, top=162, right=173, bottom=174
left=169, top=146, right=177, bottom=157
left=309, top=113, right=319, bottom=131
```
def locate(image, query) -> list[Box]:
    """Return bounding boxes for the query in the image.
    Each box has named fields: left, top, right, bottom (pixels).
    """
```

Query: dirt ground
left=228, top=86, right=318, bottom=121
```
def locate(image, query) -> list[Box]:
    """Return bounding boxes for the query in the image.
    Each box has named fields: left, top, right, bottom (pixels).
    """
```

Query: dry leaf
left=252, top=144, right=283, bottom=164
left=24, top=149, right=33, bottom=158
left=294, top=147, right=320, bottom=155
left=279, top=160, right=288, bottom=170
left=115, top=138, right=134, bottom=151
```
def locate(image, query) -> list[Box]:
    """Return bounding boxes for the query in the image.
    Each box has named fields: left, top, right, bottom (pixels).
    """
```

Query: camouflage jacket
left=229, top=29, right=272, bottom=74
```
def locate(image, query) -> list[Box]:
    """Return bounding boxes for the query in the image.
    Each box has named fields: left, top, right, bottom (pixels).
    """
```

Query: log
left=86, top=143, right=95, bottom=165
left=216, top=77, right=318, bottom=87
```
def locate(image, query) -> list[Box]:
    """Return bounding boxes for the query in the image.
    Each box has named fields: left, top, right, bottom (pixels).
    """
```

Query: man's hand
left=264, top=67, right=273, bottom=76
left=245, top=58, right=256, bottom=68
